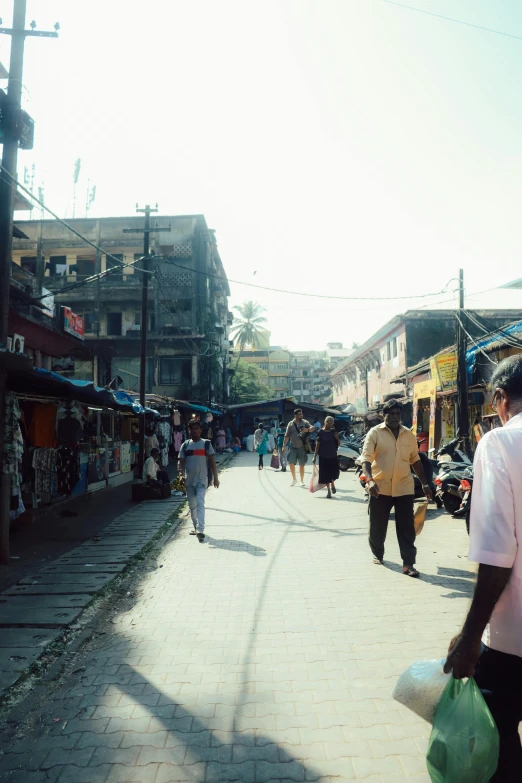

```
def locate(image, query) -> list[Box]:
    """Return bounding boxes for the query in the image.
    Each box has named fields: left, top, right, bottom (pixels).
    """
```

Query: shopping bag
left=393, top=659, right=451, bottom=723
left=414, top=500, right=428, bottom=536
left=426, top=676, right=499, bottom=783
left=270, top=453, right=280, bottom=469
left=309, top=464, right=326, bottom=493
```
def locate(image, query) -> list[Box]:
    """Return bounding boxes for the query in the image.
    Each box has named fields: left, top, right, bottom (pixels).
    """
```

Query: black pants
left=258, top=454, right=264, bottom=467
left=150, top=470, right=170, bottom=486
left=368, top=494, right=416, bottom=565
left=474, top=645, right=522, bottom=782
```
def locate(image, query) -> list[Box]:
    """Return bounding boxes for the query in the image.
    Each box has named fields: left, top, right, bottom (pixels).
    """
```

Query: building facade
left=11, top=215, right=232, bottom=403
left=235, top=347, right=291, bottom=397
left=331, top=309, right=522, bottom=414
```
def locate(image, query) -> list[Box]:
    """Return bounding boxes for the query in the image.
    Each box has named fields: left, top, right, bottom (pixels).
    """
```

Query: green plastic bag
left=426, top=676, right=499, bottom=783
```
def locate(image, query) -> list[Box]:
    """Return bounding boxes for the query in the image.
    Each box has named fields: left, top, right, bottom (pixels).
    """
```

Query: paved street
left=0, top=451, right=474, bottom=783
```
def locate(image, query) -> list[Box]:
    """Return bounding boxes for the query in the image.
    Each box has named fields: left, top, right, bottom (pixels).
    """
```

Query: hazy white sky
left=2, top=0, right=522, bottom=349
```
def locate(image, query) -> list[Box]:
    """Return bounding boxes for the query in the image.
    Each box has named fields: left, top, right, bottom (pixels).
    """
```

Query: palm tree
left=229, top=301, right=268, bottom=391
left=230, top=301, right=267, bottom=351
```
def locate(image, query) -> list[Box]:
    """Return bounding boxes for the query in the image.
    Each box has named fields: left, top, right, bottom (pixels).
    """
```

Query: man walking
left=444, top=355, right=522, bottom=780
left=283, top=408, right=314, bottom=487
left=361, top=399, right=432, bottom=577
left=178, top=419, right=219, bottom=542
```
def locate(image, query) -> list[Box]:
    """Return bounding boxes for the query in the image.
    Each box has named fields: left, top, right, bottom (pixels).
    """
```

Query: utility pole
left=456, top=268, right=472, bottom=457
left=0, top=1, right=58, bottom=565
left=123, top=206, right=170, bottom=475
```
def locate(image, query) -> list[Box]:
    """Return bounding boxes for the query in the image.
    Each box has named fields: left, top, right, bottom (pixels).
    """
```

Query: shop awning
left=177, top=401, right=222, bottom=416
left=3, top=361, right=151, bottom=414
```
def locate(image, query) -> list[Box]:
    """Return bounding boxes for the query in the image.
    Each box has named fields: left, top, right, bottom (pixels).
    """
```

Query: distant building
left=11, top=215, right=232, bottom=403
left=235, top=346, right=291, bottom=398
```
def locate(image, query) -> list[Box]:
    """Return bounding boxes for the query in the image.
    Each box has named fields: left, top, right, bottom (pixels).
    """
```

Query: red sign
left=62, top=306, right=84, bottom=340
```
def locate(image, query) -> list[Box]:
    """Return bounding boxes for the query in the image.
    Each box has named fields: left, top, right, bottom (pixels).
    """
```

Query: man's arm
left=444, top=564, right=512, bottom=678
left=209, top=455, right=220, bottom=488
left=178, top=458, right=185, bottom=476
left=283, top=423, right=291, bottom=450
left=361, top=431, right=378, bottom=497
left=411, top=459, right=433, bottom=499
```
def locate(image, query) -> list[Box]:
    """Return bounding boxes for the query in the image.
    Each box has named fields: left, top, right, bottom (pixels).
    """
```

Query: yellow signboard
left=434, top=352, right=458, bottom=390
left=412, top=380, right=437, bottom=453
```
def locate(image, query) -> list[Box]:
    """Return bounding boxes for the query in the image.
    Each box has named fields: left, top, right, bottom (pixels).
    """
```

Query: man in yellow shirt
left=361, top=400, right=432, bottom=577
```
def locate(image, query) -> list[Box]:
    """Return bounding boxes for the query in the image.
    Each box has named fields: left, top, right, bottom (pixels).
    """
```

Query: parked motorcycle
left=338, top=437, right=363, bottom=472
left=453, top=468, right=473, bottom=533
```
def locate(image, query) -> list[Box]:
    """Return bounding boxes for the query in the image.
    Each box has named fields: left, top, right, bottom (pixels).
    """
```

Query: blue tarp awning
left=466, top=320, right=522, bottom=380
left=177, top=401, right=222, bottom=416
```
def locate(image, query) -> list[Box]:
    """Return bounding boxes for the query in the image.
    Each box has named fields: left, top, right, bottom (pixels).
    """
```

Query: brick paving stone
left=0, top=454, right=476, bottom=781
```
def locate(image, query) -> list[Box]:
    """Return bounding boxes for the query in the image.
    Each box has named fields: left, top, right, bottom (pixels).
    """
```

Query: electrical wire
left=454, top=312, right=498, bottom=366
left=380, top=0, right=522, bottom=42
left=161, top=258, right=456, bottom=302
left=466, top=309, right=522, bottom=350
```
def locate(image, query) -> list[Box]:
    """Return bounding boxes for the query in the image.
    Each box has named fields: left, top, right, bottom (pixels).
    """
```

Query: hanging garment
left=56, top=402, right=84, bottom=443
left=3, top=394, right=24, bottom=491
left=173, top=410, right=181, bottom=426
left=28, top=403, right=57, bottom=448
left=55, top=444, right=80, bottom=495
left=32, top=447, right=56, bottom=494
left=157, top=421, right=171, bottom=467
left=173, top=430, right=183, bottom=453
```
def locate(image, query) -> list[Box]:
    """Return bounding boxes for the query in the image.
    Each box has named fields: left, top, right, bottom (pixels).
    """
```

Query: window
left=134, top=312, right=141, bottom=327
left=159, top=357, right=191, bottom=386
left=49, top=255, right=67, bottom=276
left=393, top=337, right=398, bottom=358
left=387, top=342, right=391, bottom=361
left=275, top=363, right=288, bottom=370
left=106, top=312, right=122, bottom=336
left=258, top=362, right=269, bottom=370
left=76, top=256, right=95, bottom=277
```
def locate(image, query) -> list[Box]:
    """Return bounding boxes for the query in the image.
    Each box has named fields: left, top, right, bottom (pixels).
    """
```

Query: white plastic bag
left=393, top=659, right=451, bottom=724
left=309, top=464, right=326, bottom=493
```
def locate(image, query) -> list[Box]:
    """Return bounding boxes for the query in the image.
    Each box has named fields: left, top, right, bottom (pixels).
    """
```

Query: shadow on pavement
left=206, top=538, right=267, bottom=556
left=384, top=560, right=475, bottom=598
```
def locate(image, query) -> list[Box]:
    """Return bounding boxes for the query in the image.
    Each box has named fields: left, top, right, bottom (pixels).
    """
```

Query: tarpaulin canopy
left=177, top=401, right=222, bottom=416
left=466, top=320, right=522, bottom=380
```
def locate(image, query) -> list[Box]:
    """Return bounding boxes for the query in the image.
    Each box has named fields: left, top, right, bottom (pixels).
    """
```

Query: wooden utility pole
left=456, top=268, right=472, bottom=457
left=123, top=206, right=170, bottom=475
left=0, top=1, right=58, bottom=565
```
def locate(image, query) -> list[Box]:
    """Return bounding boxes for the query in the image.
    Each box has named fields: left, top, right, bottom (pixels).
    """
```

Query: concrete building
left=11, top=215, right=232, bottom=403
left=331, top=309, right=522, bottom=414
left=289, top=350, right=332, bottom=405
left=235, top=347, right=291, bottom=397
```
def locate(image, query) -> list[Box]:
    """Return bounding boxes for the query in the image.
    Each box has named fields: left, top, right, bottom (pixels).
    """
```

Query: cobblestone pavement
left=0, top=451, right=475, bottom=782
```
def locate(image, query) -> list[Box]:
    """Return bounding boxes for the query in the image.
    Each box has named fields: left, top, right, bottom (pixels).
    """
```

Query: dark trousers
left=259, top=454, right=264, bottom=467
left=474, top=645, right=522, bottom=782
left=150, top=470, right=170, bottom=486
left=368, top=494, right=416, bottom=565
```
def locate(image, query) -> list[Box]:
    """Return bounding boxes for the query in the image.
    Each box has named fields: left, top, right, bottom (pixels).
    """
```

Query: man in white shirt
left=142, top=448, right=169, bottom=485
left=445, top=355, right=522, bottom=779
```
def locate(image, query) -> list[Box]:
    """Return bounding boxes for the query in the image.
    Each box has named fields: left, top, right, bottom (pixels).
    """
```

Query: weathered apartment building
left=331, top=309, right=522, bottom=414
left=236, top=342, right=351, bottom=405
left=11, top=215, right=232, bottom=403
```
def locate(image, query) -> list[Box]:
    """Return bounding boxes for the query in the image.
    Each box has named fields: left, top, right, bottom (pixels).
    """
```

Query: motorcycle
left=338, top=437, right=363, bottom=472
left=453, top=469, right=473, bottom=533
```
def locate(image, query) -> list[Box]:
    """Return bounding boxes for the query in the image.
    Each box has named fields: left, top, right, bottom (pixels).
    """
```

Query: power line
left=454, top=312, right=497, bottom=366
left=161, top=258, right=456, bottom=302
left=380, top=0, right=522, bottom=42
left=0, top=165, right=148, bottom=275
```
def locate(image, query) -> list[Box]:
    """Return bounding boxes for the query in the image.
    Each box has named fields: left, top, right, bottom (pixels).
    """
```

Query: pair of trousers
left=368, top=494, right=416, bottom=565
left=278, top=446, right=287, bottom=469
left=258, top=453, right=264, bottom=467
left=186, top=484, right=207, bottom=532
left=474, top=645, right=522, bottom=781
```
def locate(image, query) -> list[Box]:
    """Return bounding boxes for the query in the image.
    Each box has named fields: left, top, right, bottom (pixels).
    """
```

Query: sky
left=2, top=0, right=522, bottom=350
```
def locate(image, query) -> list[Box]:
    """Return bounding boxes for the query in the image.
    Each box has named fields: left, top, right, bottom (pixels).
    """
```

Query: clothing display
left=28, top=403, right=57, bottom=448
left=173, top=429, right=184, bottom=453
left=216, top=429, right=226, bottom=450
left=55, top=444, right=80, bottom=495
left=173, top=410, right=181, bottom=426
left=3, top=394, right=25, bottom=519
left=157, top=421, right=171, bottom=467
left=32, top=447, right=56, bottom=494
left=56, top=402, right=84, bottom=443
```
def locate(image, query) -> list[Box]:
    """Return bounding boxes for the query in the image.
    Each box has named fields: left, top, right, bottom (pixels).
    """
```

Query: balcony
left=47, top=272, right=150, bottom=303
left=10, top=262, right=37, bottom=297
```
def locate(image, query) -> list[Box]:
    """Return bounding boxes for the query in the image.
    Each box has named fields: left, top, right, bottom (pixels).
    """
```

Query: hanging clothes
left=55, top=444, right=80, bottom=495
left=173, top=410, right=181, bottom=426
left=157, top=421, right=171, bottom=467
left=56, top=402, right=84, bottom=443
left=173, top=429, right=183, bottom=453
left=32, top=447, right=56, bottom=494
left=3, top=394, right=24, bottom=494
left=28, top=403, right=57, bottom=448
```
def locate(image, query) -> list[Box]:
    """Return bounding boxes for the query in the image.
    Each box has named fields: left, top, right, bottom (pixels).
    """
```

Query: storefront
left=2, top=366, right=153, bottom=525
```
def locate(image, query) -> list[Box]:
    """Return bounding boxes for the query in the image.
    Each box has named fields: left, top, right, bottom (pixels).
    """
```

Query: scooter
left=453, top=469, right=473, bottom=533
left=434, top=462, right=472, bottom=515
left=338, top=439, right=363, bottom=472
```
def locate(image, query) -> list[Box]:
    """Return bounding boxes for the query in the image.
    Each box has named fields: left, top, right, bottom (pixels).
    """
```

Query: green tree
left=230, top=301, right=268, bottom=351
left=230, top=359, right=275, bottom=405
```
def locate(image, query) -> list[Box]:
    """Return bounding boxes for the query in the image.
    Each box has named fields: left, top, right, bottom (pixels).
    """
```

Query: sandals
left=403, top=566, right=420, bottom=578
left=331, top=486, right=337, bottom=494
left=373, top=558, right=384, bottom=565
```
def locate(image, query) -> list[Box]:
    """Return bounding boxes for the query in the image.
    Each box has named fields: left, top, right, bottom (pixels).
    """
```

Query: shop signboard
left=434, top=352, right=457, bottom=390
left=355, top=397, right=368, bottom=415
left=412, top=380, right=437, bottom=453
left=62, top=306, right=84, bottom=340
